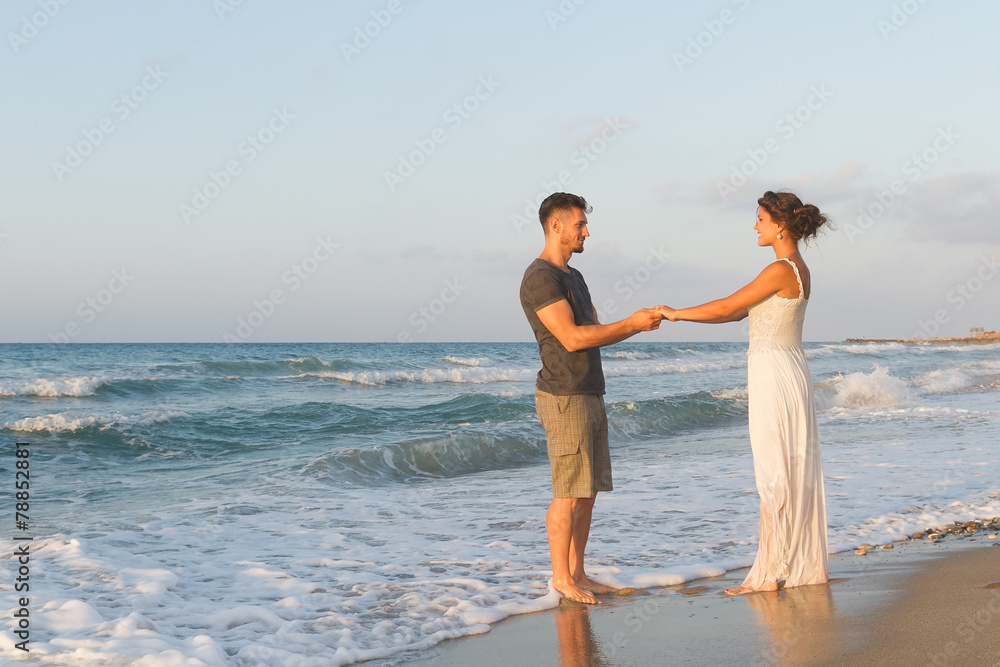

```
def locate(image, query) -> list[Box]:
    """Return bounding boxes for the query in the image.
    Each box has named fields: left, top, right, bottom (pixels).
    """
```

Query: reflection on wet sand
left=554, top=604, right=611, bottom=667
left=742, top=582, right=836, bottom=665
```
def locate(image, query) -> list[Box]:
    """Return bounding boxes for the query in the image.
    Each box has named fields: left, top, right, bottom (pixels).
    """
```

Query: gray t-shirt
left=519, top=258, right=605, bottom=396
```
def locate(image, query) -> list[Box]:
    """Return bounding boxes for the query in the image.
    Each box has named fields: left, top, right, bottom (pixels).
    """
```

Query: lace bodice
left=748, top=258, right=807, bottom=354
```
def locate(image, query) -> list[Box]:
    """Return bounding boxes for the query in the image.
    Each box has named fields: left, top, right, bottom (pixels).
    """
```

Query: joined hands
left=629, top=306, right=678, bottom=332
left=630, top=308, right=663, bottom=331
left=654, top=305, right=678, bottom=322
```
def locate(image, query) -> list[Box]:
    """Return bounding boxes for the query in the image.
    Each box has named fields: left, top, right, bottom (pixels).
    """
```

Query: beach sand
left=398, top=535, right=1000, bottom=666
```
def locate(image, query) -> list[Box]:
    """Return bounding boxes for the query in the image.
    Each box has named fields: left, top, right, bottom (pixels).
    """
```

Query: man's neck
left=538, top=245, right=572, bottom=273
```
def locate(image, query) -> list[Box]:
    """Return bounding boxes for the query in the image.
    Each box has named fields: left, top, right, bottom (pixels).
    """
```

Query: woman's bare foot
left=723, top=581, right=779, bottom=596
left=553, top=578, right=600, bottom=604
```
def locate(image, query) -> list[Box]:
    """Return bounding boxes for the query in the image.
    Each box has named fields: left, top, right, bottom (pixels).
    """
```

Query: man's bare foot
left=575, top=576, right=618, bottom=596
left=723, top=581, right=779, bottom=596
left=553, top=578, right=600, bottom=604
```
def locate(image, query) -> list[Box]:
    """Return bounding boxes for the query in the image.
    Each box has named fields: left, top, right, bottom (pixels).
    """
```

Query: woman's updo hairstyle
left=757, top=191, right=829, bottom=242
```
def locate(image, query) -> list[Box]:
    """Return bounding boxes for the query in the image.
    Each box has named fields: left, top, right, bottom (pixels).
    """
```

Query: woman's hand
left=655, top=305, right=678, bottom=322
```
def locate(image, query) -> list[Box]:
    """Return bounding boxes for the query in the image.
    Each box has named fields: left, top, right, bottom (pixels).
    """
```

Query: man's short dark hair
left=538, top=192, right=592, bottom=230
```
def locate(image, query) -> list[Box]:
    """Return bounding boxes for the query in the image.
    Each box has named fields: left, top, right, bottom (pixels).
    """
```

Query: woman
left=658, top=191, right=829, bottom=595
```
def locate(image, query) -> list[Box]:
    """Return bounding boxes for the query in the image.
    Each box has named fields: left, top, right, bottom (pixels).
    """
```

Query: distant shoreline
left=845, top=332, right=1000, bottom=346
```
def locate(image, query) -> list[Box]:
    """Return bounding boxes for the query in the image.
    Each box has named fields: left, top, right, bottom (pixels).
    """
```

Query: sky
left=3, top=0, right=999, bottom=343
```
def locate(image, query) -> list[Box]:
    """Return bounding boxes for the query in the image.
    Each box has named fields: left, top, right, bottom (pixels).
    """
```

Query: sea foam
left=4, top=411, right=183, bottom=433
left=0, top=375, right=109, bottom=397
left=814, top=364, right=911, bottom=410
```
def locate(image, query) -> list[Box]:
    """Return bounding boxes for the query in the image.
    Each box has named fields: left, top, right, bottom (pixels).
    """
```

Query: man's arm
left=536, top=299, right=661, bottom=352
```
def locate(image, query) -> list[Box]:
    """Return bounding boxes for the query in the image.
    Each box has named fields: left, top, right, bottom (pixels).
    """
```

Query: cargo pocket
left=547, top=430, right=582, bottom=457
left=540, top=395, right=583, bottom=457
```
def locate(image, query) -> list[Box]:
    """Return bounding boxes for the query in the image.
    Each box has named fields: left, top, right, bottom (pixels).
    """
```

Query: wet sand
left=397, top=535, right=1000, bottom=666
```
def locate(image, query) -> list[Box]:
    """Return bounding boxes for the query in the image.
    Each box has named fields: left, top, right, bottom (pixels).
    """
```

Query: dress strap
left=779, top=257, right=805, bottom=300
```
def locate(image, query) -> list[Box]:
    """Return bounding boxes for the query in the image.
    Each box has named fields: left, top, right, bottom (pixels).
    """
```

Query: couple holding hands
left=519, top=191, right=830, bottom=603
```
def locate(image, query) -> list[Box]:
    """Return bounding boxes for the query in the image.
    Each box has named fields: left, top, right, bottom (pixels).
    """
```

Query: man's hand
left=537, top=300, right=665, bottom=351
left=628, top=308, right=663, bottom=332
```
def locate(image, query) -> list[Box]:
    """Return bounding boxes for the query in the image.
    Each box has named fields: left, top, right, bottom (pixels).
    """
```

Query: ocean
left=1, top=341, right=998, bottom=665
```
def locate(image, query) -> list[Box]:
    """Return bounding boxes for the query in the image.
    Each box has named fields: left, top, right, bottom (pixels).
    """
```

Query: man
left=519, top=192, right=663, bottom=604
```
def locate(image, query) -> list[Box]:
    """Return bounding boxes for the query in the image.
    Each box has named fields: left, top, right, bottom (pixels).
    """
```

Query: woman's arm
left=659, top=262, right=792, bottom=324
left=656, top=306, right=748, bottom=323
left=700, top=307, right=749, bottom=323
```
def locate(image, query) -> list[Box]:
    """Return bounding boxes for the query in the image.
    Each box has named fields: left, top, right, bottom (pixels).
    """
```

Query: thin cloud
left=656, top=160, right=869, bottom=209
left=556, top=115, right=638, bottom=150
left=656, top=164, right=1000, bottom=245
left=397, top=246, right=466, bottom=262
left=897, top=172, right=1000, bottom=243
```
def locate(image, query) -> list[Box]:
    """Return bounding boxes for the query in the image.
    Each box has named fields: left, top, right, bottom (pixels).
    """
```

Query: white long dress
left=742, top=258, right=828, bottom=589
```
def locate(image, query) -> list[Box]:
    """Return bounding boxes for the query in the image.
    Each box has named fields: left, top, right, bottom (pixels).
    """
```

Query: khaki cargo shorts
left=535, top=390, right=612, bottom=498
